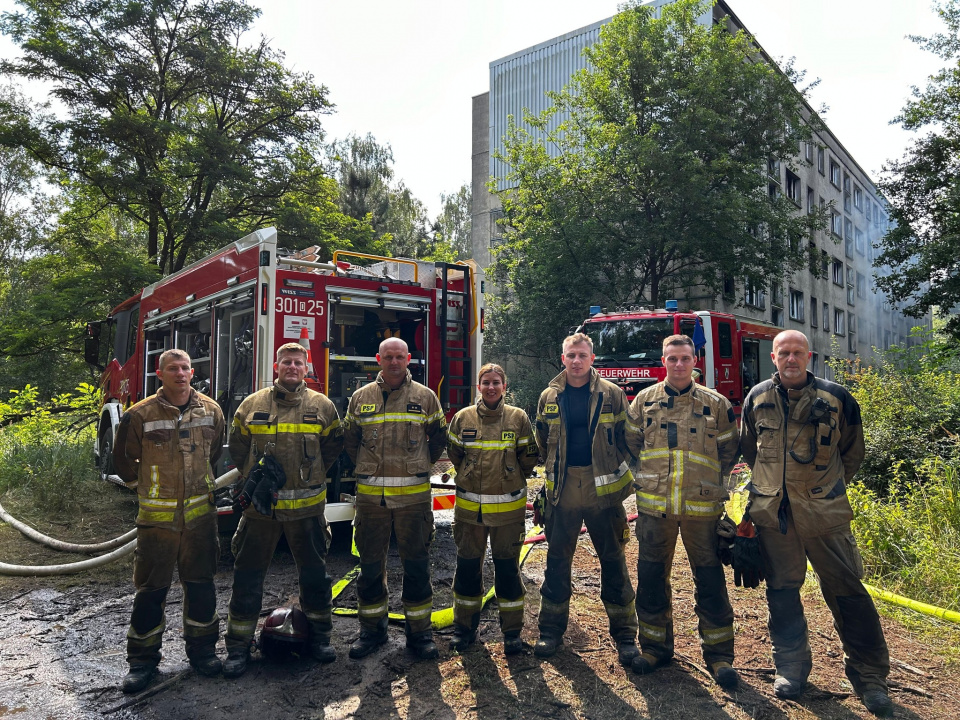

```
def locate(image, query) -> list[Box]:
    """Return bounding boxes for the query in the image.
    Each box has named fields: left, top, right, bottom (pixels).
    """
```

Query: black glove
left=731, top=518, right=765, bottom=589
left=251, top=455, right=288, bottom=516
left=716, top=514, right=737, bottom=566
left=232, top=469, right=261, bottom=513
left=532, top=485, right=547, bottom=526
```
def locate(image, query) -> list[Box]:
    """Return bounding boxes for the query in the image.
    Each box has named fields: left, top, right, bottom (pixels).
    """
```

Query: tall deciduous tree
left=490, top=0, right=823, bottom=381
left=877, top=0, right=960, bottom=338
left=0, top=0, right=359, bottom=272
left=434, top=184, right=471, bottom=261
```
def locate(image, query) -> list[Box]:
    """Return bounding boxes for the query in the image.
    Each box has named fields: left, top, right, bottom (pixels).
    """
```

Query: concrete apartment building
left=471, top=0, right=929, bottom=375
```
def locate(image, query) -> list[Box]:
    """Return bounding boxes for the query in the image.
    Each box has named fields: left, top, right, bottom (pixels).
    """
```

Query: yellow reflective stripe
left=352, top=413, right=429, bottom=425
left=671, top=450, right=684, bottom=515
left=541, top=417, right=560, bottom=425
left=357, top=482, right=430, bottom=496
left=683, top=499, right=723, bottom=517
left=183, top=499, right=213, bottom=524
left=358, top=601, right=388, bottom=617
left=426, top=408, right=445, bottom=424
left=137, top=510, right=176, bottom=524
left=321, top=418, right=341, bottom=436
left=455, top=496, right=527, bottom=514
left=404, top=600, right=433, bottom=619
left=448, top=434, right=464, bottom=447
left=625, top=419, right=643, bottom=433
left=139, top=497, right=179, bottom=508
left=127, top=620, right=165, bottom=641
left=602, top=599, right=636, bottom=618
left=233, top=417, right=250, bottom=436
left=275, top=487, right=327, bottom=510
left=453, top=593, right=483, bottom=610
left=635, top=491, right=667, bottom=512
left=639, top=620, right=667, bottom=642
left=461, top=440, right=514, bottom=450
left=227, top=616, right=258, bottom=635
left=595, top=462, right=633, bottom=496
left=497, top=597, right=524, bottom=611
left=544, top=474, right=555, bottom=491
left=304, top=609, right=331, bottom=622
left=688, top=452, right=722, bottom=473
left=640, top=448, right=671, bottom=461
left=246, top=423, right=329, bottom=434
left=516, top=435, right=533, bottom=446
left=702, top=625, right=735, bottom=644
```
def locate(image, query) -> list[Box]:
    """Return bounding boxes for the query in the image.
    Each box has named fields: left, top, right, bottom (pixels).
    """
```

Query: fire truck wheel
left=98, top=431, right=115, bottom=483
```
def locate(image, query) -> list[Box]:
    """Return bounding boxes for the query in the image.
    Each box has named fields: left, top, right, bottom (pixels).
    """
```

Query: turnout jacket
left=343, top=370, right=447, bottom=508
left=447, top=398, right=538, bottom=526
left=229, top=380, right=343, bottom=521
left=114, top=388, right=225, bottom=530
left=740, top=372, right=865, bottom=537
left=628, top=380, right=739, bottom=519
left=535, top=368, right=636, bottom=509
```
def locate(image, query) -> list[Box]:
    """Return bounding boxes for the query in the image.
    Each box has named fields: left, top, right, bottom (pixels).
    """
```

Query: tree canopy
left=0, top=0, right=365, bottom=272
left=489, top=0, right=823, bottom=382
left=876, top=0, right=960, bottom=338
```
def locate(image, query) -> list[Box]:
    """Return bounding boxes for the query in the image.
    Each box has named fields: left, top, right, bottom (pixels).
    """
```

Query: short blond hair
left=276, top=342, right=308, bottom=362
left=562, top=332, right=593, bottom=353
left=477, top=363, right=507, bottom=385
left=158, top=349, right=191, bottom=370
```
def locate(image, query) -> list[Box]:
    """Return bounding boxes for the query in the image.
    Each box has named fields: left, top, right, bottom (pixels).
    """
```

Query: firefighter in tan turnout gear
left=740, top=330, right=892, bottom=717
left=223, top=342, right=343, bottom=677
left=626, top=334, right=740, bottom=688
left=113, top=349, right=226, bottom=693
left=447, top=363, right=538, bottom=654
left=343, top=338, right=447, bottom=660
left=533, top=333, right=640, bottom=664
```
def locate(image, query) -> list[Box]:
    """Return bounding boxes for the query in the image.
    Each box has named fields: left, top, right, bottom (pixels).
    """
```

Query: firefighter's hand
left=731, top=518, right=765, bottom=589
left=716, top=513, right=736, bottom=566
left=232, top=470, right=260, bottom=513
left=532, top=486, right=546, bottom=527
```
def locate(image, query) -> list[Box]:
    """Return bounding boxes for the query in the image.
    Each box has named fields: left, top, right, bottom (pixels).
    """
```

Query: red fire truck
left=84, top=227, right=483, bottom=523
left=577, top=303, right=780, bottom=412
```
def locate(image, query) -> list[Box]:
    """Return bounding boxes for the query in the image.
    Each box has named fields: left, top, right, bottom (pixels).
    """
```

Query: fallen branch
left=101, top=669, right=190, bottom=715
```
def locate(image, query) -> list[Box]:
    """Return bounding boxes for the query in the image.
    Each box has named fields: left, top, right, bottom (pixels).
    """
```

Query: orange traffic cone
left=298, top=326, right=316, bottom=379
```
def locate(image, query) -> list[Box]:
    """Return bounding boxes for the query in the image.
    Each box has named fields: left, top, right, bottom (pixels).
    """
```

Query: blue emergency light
left=664, top=300, right=678, bottom=311
left=589, top=305, right=602, bottom=316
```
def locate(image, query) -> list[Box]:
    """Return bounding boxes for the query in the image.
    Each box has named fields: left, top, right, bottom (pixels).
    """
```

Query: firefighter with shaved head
left=113, top=349, right=225, bottom=693
left=223, top=342, right=343, bottom=677
left=343, top=337, right=447, bottom=660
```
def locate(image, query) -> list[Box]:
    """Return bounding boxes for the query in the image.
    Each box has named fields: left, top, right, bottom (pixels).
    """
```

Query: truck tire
left=98, top=430, right=115, bottom=484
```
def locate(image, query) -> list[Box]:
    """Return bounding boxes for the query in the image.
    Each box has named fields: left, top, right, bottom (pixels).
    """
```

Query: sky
left=0, top=0, right=948, bottom=218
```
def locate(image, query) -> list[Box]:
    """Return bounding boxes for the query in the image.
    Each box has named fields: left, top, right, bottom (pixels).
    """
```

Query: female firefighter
left=446, top=363, right=539, bottom=654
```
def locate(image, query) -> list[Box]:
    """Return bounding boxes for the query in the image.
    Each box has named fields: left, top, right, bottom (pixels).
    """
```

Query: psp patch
left=359, top=404, right=377, bottom=413
left=544, top=403, right=559, bottom=415
left=501, top=431, right=516, bottom=442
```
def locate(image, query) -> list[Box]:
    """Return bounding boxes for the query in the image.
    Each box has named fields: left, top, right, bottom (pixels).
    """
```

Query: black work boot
left=349, top=629, right=388, bottom=659
left=861, top=689, right=893, bottom=717
left=710, top=662, right=740, bottom=690
left=533, top=634, right=562, bottom=658
left=503, top=634, right=524, bottom=656
left=449, top=628, right=476, bottom=652
left=121, top=664, right=157, bottom=694
left=222, top=646, right=250, bottom=678
left=309, top=635, right=336, bottom=664
left=617, top=640, right=640, bottom=667
left=406, top=632, right=439, bottom=660
left=189, top=651, right=222, bottom=677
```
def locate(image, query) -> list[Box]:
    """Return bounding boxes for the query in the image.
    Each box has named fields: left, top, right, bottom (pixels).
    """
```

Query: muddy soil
left=0, top=488, right=958, bottom=720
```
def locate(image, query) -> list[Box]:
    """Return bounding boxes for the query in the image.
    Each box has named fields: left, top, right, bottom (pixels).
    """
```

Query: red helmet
left=258, top=606, right=309, bottom=661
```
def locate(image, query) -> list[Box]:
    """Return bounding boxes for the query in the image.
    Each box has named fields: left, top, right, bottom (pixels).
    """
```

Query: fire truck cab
left=578, top=303, right=780, bottom=412
left=85, top=227, right=483, bottom=523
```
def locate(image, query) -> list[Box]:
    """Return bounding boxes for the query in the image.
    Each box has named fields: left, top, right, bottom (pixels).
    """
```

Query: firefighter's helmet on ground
left=258, top=606, right=309, bottom=661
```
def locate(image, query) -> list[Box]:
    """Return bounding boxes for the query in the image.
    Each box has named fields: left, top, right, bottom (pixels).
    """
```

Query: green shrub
left=849, top=457, right=960, bottom=612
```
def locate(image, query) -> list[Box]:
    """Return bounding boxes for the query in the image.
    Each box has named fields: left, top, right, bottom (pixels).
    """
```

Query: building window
left=768, top=157, right=781, bottom=182
left=771, top=284, right=784, bottom=308
left=805, top=141, right=814, bottom=162
left=723, top=274, right=735, bottom=299
left=807, top=186, right=815, bottom=215
left=810, top=296, right=818, bottom=327
left=848, top=314, right=857, bottom=353
left=785, top=170, right=801, bottom=206
left=855, top=227, right=865, bottom=255
left=844, top=218, right=854, bottom=258
left=818, top=147, right=825, bottom=175
left=856, top=272, right=866, bottom=298
left=834, top=308, right=846, bottom=335
left=768, top=182, right=780, bottom=200
left=854, top=185, right=863, bottom=211
left=830, top=160, right=841, bottom=188
left=821, top=251, right=829, bottom=277
left=831, top=211, right=842, bottom=237
left=745, top=282, right=766, bottom=309
left=847, top=283, right=855, bottom=306
left=832, top=259, right=844, bottom=286
left=811, top=351, right=819, bottom=377
left=823, top=302, right=831, bottom=332
left=789, top=289, right=804, bottom=322
left=772, top=308, right=784, bottom=327
left=866, top=201, right=872, bottom=221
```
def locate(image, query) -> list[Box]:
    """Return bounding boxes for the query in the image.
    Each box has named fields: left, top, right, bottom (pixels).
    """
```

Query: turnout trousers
left=452, top=519, right=525, bottom=637
left=225, top=514, right=333, bottom=651
left=539, top=466, right=637, bottom=643
left=127, top=512, right=219, bottom=666
left=634, top=513, right=734, bottom=668
left=354, top=503, right=434, bottom=637
left=759, top=506, right=889, bottom=694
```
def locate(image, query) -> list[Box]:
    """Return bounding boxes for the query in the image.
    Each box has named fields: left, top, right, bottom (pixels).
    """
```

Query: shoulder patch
left=544, top=403, right=559, bottom=415
left=462, top=428, right=478, bottom=440
left=359, top=404, right=377, bottom=414
left=501, top=430, right=516, bottom=442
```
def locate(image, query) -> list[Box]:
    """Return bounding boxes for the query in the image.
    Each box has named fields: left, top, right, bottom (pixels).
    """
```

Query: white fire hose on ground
left=0, top=469, right=239, bottom=577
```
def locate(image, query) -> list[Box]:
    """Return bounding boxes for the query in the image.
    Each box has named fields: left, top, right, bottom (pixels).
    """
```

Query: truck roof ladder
left=437, top=262, right=472, bottom=412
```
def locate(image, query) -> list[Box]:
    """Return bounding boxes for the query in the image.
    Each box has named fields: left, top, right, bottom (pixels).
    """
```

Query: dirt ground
left=0, top=484, right=958, bottom=720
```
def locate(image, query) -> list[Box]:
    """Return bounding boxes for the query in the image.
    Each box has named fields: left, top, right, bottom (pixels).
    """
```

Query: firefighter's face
left=275, top=351, right=308, bottom=388
left=662, top=343, right=696, bottom=389
left=157, top=357, right=194, bottom=394
left=561, top=341, right=595, bottom=386
left=377, top=340, right=410, bottom=386
left=772, top=331, right=811, bottom=389
left=478, top=371, right=505, bottom=406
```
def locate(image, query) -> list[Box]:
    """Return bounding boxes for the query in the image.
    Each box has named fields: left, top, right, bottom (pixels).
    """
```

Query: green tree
left=876, top=0, right=960, bottom=339
left=0, top=0, right=351, bottom=272
left=490, top=0, right=824, bottom=380
left=433, top=183, right=472, bottom=260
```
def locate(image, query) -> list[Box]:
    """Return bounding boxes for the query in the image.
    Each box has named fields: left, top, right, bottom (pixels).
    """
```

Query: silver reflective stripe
left=456, top=489, right=524, bottom=504
left=361, top=476, right=425, bottom=487
left=143, top=419, right=176, bottom=432
left=404, top=606, right=433, bottom=620
left=180, top=416, right=215, bottom=429
left=497, top=598, right=524, bottom=611
left=358, top=602, right=388, bottom=617
left=595, top=461, right=630, bottom=487
left=184, top=614, right=219, bottom=628
left=453, top=593, right=483, bottom=609
left=276, top=486, right=325, bottom=500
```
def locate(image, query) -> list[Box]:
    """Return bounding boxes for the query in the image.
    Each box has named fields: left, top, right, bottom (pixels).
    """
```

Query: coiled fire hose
left=0, top=469, right=239, bottom=577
